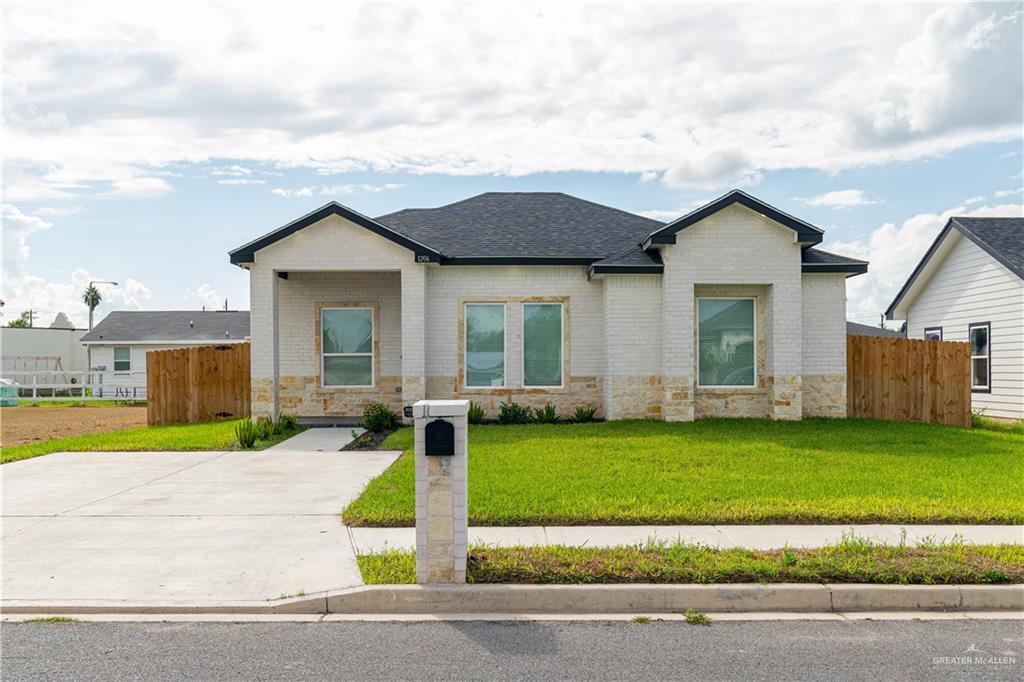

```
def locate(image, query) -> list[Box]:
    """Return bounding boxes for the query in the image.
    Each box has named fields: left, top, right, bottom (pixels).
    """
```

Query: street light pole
left=87, top=280, right=119, bottom=330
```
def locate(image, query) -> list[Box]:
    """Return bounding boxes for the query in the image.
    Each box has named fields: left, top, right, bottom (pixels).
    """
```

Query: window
left=523, top=303, right=563, bottom=387
left=924, top=327, right=943, bottom=341
left=465, top=303, right=505, bottom=387
left=321, top=308, right=373, bottom=387
left=969, top=322, right=990, bottom=393
left=113, top=346, right=131, bottom=373
left=698, top=298, right=755, bottom=387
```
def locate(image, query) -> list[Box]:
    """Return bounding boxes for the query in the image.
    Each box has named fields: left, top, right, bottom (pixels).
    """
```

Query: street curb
left=3, top=584, right=1022, bottom=615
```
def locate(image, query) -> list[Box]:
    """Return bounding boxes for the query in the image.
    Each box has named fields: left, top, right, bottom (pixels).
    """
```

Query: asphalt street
left=2, top=619, right=1021, bottom=681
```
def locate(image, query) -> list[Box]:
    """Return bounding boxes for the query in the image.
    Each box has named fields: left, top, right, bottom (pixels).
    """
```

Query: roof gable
left=886, top=216, right=1024, bottom=319
left=641, top=190, right=824, bottom=249
left=229, top=202, right=442, bottom=265
left=80, top=311, right=250, bottom=343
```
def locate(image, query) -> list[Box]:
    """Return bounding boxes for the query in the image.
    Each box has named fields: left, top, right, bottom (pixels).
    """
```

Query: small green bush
left=362, top=402, right=400, bottom=433
left=533, top=403, right=558, bottom=424
left=468, top=401, right=486, bottom=425
left=571, top=405, right=598, bottom=423
left=255, top=416, right=274, bottom=441
left=498, top=400, right=534, bottom=424
left=278, top=414, right=299, bottom=431
left=235, top=418, right=258, bottom=448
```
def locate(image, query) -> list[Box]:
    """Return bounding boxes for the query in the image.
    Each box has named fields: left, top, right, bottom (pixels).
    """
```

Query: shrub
left=255, top=416, right=274, bottom=440
left=468, top=401, right=486, bottom=425
left=571, top=405, right=598, bottom=423
left=498, top=400, right=534, bottom=424
left=533, top=403, right=558, bottom=424
left=235, top=418, right=258, bottom=448
left=362, top=402, right=400, bottom=433
left=278, top=414, right=299, bottom=431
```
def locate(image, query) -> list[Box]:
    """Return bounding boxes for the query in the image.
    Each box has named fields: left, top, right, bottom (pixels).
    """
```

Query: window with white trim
left=523, top=303, right=563, bottom=387
left=465, top=303, right=505, bottom=387
left=321, top=308, right=373, bottom=387
left=924, top=327, right=942, bottom=341
left=969, top=322, right=990, bottom=392
left=698, top=298, right=756, bottom=387
left=113, top=346, right=131, bottom=373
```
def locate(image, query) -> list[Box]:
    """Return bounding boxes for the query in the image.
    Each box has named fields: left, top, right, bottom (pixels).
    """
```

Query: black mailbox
left=425, top=419, right=455, bottom=456
left=403, top=405, right=413, bottom=419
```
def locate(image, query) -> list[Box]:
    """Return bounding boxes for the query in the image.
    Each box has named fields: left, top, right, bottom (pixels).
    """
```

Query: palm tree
left=82, top=285, right=102, bottom=329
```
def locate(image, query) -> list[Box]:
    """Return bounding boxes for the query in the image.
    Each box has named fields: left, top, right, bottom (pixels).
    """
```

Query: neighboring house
left=886, top=217, right=1023, bottom=420
left=230, top=190, right=867, bottom=421
left=1, top=312, right=89, bottom=379
left=80, top=311, right=250, bottom=394
left=846, top=321, right=905, bottom=338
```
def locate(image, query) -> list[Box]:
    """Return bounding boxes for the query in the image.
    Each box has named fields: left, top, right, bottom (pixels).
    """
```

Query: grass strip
left=1, top=420, right=304, bottom=464
left=357, top=539, right=1024, bottom=585
left=342, top=418, right=1024, bottom=526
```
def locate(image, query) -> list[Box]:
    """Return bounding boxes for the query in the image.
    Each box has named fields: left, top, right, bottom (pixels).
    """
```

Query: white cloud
left=2, top=204, right=52, bottom=263
left=33, top=205, right=86, bottom=217
left=798, top=189, right=878, bottom=208
left=829, top=202, right=1024, bottom=322
left=1, top=268, right=152, bottom=328
left=995, top=187, right=1023, bottom=197
left=319, top=183, right=404, bottom=196
left=102, top=177, right=174, bottom=199
left=192, top=283, right=223, bottom=310
left=2, top=3, right=1019, bottom=193
left=211, top=165, right=254, bottom=177
left=963, top=195, right=985, bottom=205
left=217, top=178, right=266, bottom=185
left=271, top=187, right=315, bottom=198
left=640, top=171, right=659, bottom=183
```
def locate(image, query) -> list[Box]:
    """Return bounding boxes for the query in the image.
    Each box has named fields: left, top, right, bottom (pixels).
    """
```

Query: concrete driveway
left=1, top=441, right=399, bottom=606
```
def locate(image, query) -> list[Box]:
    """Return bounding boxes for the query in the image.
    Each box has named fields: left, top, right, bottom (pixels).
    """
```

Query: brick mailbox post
left=412, top=399, right=469, bottom=583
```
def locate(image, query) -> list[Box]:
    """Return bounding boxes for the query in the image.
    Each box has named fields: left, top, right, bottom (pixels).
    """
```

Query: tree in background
left=6, top=311, right=34, bottom=328
left=82, top=285, right=102, bottom=329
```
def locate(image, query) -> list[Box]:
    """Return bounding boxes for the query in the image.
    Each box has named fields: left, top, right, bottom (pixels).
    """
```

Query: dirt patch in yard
left=1, top=406, right=148, bottom=446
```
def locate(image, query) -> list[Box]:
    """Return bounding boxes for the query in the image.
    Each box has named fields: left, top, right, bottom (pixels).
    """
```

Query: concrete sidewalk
left=265, top=427, right=364, bottom=452
left=349, top=524, right=1024, bottom=552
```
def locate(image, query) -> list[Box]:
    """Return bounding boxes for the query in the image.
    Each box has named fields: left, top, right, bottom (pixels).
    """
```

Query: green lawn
left=342, top=418, right=1024, bottom=526
left=0, top=420, right=303, bottom=464
left=357, top=539, right=1024, bottom=585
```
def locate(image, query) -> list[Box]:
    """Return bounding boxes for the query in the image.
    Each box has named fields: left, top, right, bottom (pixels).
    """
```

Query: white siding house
left=231, top=190, right=868, bottom=422
left=80, top=311, right=250, bottom=399
left=887, top=217, right=1024, bottom=420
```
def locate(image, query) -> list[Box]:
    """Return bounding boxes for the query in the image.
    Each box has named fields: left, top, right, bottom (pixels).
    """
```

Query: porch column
left=661, top=257, right=695, bottom=421
left=250, top=265, right=280, bottom=419
left=400, top=264, right=427, bottom=409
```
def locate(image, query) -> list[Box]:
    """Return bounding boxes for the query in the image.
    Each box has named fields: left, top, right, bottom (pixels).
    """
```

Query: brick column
left=661, top=255, right=695, bottom=421
left=413, top=400, right=469, bottom=584
left=401, top=265, right=427, bottom=412
left=770, top=280, right=803, bottom=419
left=250, top=265, right=279, bottom=419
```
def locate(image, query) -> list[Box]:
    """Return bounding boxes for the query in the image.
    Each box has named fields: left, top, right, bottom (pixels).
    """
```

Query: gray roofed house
left=80, top=311, right=250, bottom=393
left=846, top=321, right=904, bottom=338
left=230, top=189, right=867, bottom=422
left=886, top=215, right=1023, bottom=420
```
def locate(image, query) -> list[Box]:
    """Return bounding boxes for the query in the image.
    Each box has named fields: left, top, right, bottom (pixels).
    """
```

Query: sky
left=3, top=2, right=1022, bottom=329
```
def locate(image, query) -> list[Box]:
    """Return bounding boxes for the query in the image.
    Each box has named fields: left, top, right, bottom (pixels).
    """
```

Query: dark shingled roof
left=949, top=217, right=1024, bottom=278
left=230, top=191, right=867, bottom=275
left=377, top=192, right=665, bottom=262
left=80, top=311, right=250, bottom=343
left=846, top=321, right=904, bottom=338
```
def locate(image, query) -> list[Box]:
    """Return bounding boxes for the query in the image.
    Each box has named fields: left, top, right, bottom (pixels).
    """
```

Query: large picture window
left=465, top=303, right=505, bottom=387
left=969, top=322, right=990, bottom=393
left=321, top=308, right=373, bottom=387
left=698, top=298, right=756, bottom=387
left=113, top=346, right=131, bottom=373
left=523, top=303, right=563, bottom=387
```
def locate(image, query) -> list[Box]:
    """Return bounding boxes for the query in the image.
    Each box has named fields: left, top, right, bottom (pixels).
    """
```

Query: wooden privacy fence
left=147, top=343, right=250, bottom=426
left=847, top=335, right=971, bottom=427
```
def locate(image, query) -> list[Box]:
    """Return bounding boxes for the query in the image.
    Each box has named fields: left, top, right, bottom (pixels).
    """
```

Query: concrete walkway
left=265, top=426, right=364, bottom=452
left=350, top=524, right=1024, bottom=553
left=2, top=446, right=400, bottom=606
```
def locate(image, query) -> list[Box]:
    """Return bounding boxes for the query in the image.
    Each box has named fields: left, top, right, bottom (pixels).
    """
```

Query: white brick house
left=230, top=190, right=867, bottom=421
